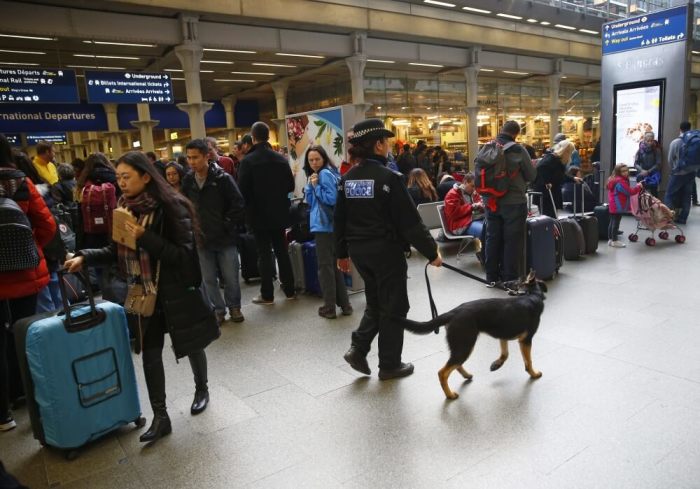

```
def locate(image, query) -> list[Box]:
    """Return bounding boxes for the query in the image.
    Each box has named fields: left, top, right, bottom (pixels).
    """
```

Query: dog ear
left=525, top=269, right=536, bottom=283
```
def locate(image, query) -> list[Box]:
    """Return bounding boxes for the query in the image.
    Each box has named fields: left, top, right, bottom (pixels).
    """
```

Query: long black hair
left=78, top=152, right=113, bottom=188
left=303, top=145, right=333, bottom=177
left=116, top=151, right=200, bottom=242
left=347, top=137, right=387, bottom=162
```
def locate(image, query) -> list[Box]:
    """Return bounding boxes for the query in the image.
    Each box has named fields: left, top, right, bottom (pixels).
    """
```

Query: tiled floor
left=2, top=214, right=700, bottom=488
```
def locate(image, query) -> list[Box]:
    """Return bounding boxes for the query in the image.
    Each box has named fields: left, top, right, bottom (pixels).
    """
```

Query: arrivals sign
left=85, top=71, right=173, bottom=104
left=0, top=67, right=79, bottom=104
left=602, top=6, right=687, bottom=56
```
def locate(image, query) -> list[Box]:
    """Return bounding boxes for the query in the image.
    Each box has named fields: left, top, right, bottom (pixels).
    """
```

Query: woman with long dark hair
left=406, top=168, right=438, bottom=207
left=303, top=145, right=351, bottom=319
left=164, top=162, right=185, bottom=193
left=65, top=151, right=218, bottom=444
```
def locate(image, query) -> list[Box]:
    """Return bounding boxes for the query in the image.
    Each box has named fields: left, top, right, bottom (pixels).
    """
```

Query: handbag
left=162, top=286, right=220, bottom=359
left=124, top=262, right=160, bottom=318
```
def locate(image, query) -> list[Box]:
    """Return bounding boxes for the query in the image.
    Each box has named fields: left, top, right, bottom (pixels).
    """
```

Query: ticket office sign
left=85, top=71, right=173, bottom=104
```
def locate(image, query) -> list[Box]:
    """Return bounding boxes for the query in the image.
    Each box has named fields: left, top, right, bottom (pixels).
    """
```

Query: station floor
left=2, top=214, right=700, bottom=489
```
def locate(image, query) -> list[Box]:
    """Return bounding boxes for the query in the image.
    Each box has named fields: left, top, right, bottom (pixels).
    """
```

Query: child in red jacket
left=607, top=163, right=642, bottom=248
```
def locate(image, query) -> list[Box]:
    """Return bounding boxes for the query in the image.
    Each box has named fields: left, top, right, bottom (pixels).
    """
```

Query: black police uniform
left=335, top=155, right=438, bottom=370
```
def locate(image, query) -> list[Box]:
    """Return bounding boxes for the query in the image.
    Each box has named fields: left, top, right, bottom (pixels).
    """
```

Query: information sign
left=3, top=133, right=21, bottom=146
left=85, top=71, right=173, bottom=104
left=26, top=132, right=68, bottom=145
left=0, top=67, right=79, bottom=104
left=602, top=6, right=687, bottom=56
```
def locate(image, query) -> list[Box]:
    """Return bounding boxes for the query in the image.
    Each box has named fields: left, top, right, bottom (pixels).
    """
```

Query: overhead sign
left=602, top=6, right=687, bottom=56
left=85, top=71, right=173, bottom=104
left=0, top=67, right=79, bottom=104
left=0, top=103, right=108, bottom=132
left=26, top=132, right=68, bottom=145
left=3, top=133, right=21, bottom=146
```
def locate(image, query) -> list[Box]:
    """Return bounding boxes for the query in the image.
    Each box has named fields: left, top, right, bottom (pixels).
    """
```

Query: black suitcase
left=572, top=184, right=598, bottom=254
left=595, top=204, right=610, bottom=240
left=526, top=215, right=557, bottom=281
left=238, top=233, right=260, bottom=283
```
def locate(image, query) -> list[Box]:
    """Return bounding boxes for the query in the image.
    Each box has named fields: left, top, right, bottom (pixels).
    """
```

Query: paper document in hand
left=113, top=207, right=137, bottom=250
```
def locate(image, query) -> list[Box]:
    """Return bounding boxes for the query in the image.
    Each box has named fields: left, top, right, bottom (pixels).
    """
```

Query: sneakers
left=0, top=413, right=16, bottom=432
left=608, top=240, right=626, bottom=248
left=378, top=362, right=415, bottom=380
left=318, top=305, right=337, bottom=319
left=473, top=238, right=482, bottom=254
left=341, top=305, right=353, bottom=316
left=252, top=295, right=274, bottom=305
left=229, top=307, right=244, bottom=323
left=343, top=347, right=371, bottom=375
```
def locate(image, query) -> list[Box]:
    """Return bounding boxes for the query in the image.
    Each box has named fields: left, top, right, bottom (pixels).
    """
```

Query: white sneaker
left=608, top=240, right=614, bottom=247
left=0, top=414, right=16, bottom=432
left=611, top=241, right=626, bottom=248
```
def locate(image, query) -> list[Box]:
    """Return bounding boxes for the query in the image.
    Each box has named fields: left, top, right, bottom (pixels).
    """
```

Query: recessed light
left=579, top=29, right=599, bottom=34
left=203, top=48, right=256, bottom=54
left=0, top=33, right=56, bottom=41
left=164, top=69, right=183, bottom=72
left=409, top=62, right=444, bottom=67
left=555, top=24, right=577, bottom=30
left=480, top=68, right=495, bottom=72
left=462, top=6, right=491, bottom=14
left=74, top=54, right=140, bottom=60
left=201, top=60, right=234, bottom=64
left=497, top=13, right=523, bottom=20
left=83, top=40, right=157, bottom=48
left=503, top=70, right=529, bottom=75
left=376, top=106, right=382, bottom=109
left=0, top=61, right=40, bottom=66
left=213, top=79, right=257, bottom=82
left=171, top=78, right=185, bottom=81
left=230, top=71, right=275, bottom=75
left=67, top=65, right=126, bottom=70
left=253, top=63, right=297, bottom=68
left=367, top=59, right=395, bottom=64
left=526, top=18, right=539, bottom=23
left=0, top=49, right=45, bottom=55
left=275, top=53, right=324, bottom=59
left=423, top=0, right=456, bottom=7
left=540, top=21, right=551, bottom=25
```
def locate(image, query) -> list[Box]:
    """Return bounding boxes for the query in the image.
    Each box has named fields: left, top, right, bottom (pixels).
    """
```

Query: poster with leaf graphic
left=286, top=106, right=346, bottom=197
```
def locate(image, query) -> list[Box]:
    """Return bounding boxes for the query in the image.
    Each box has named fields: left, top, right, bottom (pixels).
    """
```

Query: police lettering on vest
left=345, top=180, right=375, bottom=198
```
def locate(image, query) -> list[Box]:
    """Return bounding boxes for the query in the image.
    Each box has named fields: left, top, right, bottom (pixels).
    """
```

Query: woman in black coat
left=532, top=140, right=580, bottom=218
left=65, top=152, right=218, bottom=444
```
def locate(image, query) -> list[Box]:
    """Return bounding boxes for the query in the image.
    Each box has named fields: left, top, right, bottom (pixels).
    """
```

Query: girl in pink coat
left=607, top=163, right=642, bottom=248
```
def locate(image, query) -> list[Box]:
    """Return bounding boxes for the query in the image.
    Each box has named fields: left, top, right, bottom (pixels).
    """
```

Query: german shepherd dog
left=403, top=271, right=547, bottom=400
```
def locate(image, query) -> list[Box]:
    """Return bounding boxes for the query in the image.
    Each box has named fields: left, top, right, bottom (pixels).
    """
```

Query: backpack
left=0, top=196, right=40, bottom=273
left=474, top=140, right=518, bottom=211
left=678, top=130, right=700, bottom=172
left=81, top=182, right=116, bottom=235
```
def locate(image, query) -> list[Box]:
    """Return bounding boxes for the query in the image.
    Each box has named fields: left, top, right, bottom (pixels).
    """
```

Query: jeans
left=608, top=214, right=622, bottom=241
left=484, top=203, right=528, bottom=282
left=253, top=228, right=295, bottom=300
left=35, top=271, right=63, bottom=313
left=458, top=220, right=484, bottom=240
left=315, top=232, right=350, bottom=309
left=664, top=172, right=695, bottom=223
left=198, top=245, right=241, bottom=313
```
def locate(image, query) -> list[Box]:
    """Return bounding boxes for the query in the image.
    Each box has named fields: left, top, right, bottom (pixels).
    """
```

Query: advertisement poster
left=286, top=106, right=345, bottom=197
left=614, top=83, right=662, bottom=166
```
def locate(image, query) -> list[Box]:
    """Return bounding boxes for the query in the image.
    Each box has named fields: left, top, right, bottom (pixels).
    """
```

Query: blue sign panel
left=85, top=71, right=173, bottom=104
left=0, top=103, right=108, bottom=132
left=26, top=132, right=67, bottom=145
left=602, top=6, right=687, bottom=56
left=3, top=133, right=21, bottom=146
left=0, top=67, right=78, bottom=104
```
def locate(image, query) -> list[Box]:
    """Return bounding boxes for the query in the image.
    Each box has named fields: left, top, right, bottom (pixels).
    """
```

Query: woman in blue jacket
left=303, top=146, right=352, bottom=319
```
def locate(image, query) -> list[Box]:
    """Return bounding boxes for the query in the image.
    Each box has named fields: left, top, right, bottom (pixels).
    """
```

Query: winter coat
left=238, top=142, right=295, bottom=231
left=407, top=186, right=436, bottom=207
left=607, top=175, right=642, bottom=214
left=444, top=186, right=483, bottom=234
left=634, top=143, right=661, bottom=176
left=304, top=166, right=340, bottom=233
left=491, top=133, right=537, bottom=206
left=0, top=169, right=55, bottom=300
left=533, top=152, right=569, bottom=210
left=181, top=163, right=245, bottom=249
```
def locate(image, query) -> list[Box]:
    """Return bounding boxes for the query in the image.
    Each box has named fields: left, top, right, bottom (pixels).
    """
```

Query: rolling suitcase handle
left=547, top=187, right=558, bottom=218
left=57, top=269, right=106, bottom=333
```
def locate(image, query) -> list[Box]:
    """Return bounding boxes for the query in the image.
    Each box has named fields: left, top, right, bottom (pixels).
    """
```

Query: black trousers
left=484, top=203, right=528, bottom=282
left=349, top=241, right=409, bottom=370
left=1, top=295, right=38, bottom=416
left=252, top=227, right=295, bottom=300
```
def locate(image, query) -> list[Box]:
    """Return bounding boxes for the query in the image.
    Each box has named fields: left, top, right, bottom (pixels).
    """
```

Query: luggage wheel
left=135, top=416, right=147, bottom=428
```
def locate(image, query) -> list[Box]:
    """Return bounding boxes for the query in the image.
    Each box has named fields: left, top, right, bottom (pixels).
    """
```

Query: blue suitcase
left=14, top=271, right=143, bottom=457
left=301, top=241, right=321, bottom=296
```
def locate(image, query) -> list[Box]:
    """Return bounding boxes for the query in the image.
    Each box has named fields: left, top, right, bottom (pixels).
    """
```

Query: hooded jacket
left=304, top=166, right=341, bottom=234
left=444, top=186, right=483, bottom=234
left=607, top=175, right=642, bottom=214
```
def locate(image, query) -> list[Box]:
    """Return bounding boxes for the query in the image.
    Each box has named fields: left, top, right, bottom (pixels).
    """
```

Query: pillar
left=70, top=132, right=86, bottom=159
left=163, top=129, right=174, bottom=159
left=271, top=80, right=289, bottom=148
left=175, top=43, right=213, bottom=139
left=345, top=54, right=371, bottom=124
left=222, top=96, right=237, bottom=152
left=126, top=131, right=134, bottom=150
left=549, top=72, right=563, bottom=146
left=85, top=131, right=101, bottom=154
left=130, top=103, right=158, bottom=153
left=464, top=63, right=480, bottom=164
left=103, top=103, right=123, bottom=158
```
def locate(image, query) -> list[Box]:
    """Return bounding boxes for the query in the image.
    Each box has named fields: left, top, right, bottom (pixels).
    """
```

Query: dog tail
left=401, top=311, right=455, bottom=335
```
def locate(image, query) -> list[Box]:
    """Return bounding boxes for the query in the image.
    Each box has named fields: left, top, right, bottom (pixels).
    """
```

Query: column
left=345, top=54, right=371, bottom=123
left=85, top=131, right=101, bottom=154
left=103, top=103, right=123, bottom=158
left=130, top=103, right=159, bottom=153
left=222, top=96, right=237, bottom=152
left=464, top=63, right=480, bottom=164
left=70, top=132, right=86, bottom=159
left=549, top=72, right=563, bottom=145
left=175, top=43, right=213, bottom=139
left=126, top=131, right=134, bottom=151
left=271, top=80, right=289, bottom=148
left=163, top=129, right=174, bottom=159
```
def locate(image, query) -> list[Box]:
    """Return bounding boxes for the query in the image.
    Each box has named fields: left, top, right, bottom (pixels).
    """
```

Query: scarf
left=639, top=140, right=656, bottom=153
left=116, top=192, right=160, bottom=293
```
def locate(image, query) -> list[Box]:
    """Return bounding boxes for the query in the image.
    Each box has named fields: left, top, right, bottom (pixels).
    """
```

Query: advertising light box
left=85, top=71, right=173, bottom=104
left=0, top=67, right=79, bottom=104
left=613, top=80, right=664, bottom=167
left=26, top=132, right=68, bottom=145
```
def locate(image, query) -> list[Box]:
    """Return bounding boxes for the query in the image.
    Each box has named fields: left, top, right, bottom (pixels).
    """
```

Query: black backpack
left=0, top=196, right=40, bottom=272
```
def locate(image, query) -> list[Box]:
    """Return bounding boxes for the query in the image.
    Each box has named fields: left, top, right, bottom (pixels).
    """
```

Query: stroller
left=628, top=188, right=686, bottom=246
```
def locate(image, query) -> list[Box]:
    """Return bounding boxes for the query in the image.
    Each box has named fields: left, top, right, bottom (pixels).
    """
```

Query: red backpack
left=81, top=182, right=116, bottom=235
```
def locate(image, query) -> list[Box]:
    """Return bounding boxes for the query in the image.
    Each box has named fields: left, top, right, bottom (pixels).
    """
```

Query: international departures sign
left=602, top=5, right=688, bottom=56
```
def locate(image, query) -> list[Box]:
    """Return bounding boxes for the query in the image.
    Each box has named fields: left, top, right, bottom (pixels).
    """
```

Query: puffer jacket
left=0, top=169, right=56, bottom=300
left=444, top=186, right=483, bottom=233
left=304, top=166, right=340, bottom=233
left=608, top=175, right=642, bottom=214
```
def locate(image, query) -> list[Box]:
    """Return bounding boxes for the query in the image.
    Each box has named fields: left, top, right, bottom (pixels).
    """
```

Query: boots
left=188, top=350, right=209, bottom=415
left=139, top=349, right=172, bottom=443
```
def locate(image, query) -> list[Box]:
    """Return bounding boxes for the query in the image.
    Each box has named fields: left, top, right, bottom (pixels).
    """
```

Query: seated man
left=443, top=173, right=485, bottom=250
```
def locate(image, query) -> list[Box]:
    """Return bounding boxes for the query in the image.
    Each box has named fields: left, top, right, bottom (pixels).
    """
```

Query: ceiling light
left=367, top=59, right=395, bottom=64
left=376, top=106, right=382, bottom=109
left=555, top=24, right=577, bottom=30
left=253, top=62, right=297, bottom=68
left=693, top=51, right=700, bottom=55
left=409, top=62, right=444, bottom=67
left=0, top=61, right=40, bottom=66
left=480, top=68, right=495, bottom=72
left=203, top=48, right=256, bottom=54
left=497, top=13, right=523, bottom=20
left=0, top=49, right=45, bottom=55
left=74, top=54, right=140, bottom=60
left=275, top=53, right=324, bottom=59
left=540, top=21, right=551, bottom=25
left=83, top=40, right=156, bottom=48
left=579, top=29, right=599, bottom=34
left=423, top=0, right=456, bottom=7
left=201, top=60, right=234, bottom=64
left=462, top=6, right=491, bottom=14
left=213, top=79, right=257, bottom=82
left=0, top=33, right=56, bottom=41
left=231, top=71, right=275, bottom=75
left=67, top=65, right=126, bottom=70
left=526, top=18, right=538, bottom=23
left=171, top=78, right=185, bottom=81
left=164, top=69, right=183, bottom=72
left=503, top=70, right=529, bottom=75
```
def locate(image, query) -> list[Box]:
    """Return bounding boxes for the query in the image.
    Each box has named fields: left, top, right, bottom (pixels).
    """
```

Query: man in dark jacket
left=237, top=122, right=296, bottom=304
left=182, top=139, right=246, bottom=323
left=396, top=144, right=416, bottom=177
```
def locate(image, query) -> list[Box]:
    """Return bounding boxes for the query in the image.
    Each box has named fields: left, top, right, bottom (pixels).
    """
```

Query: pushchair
left=628, top=188, right=686, bottom=246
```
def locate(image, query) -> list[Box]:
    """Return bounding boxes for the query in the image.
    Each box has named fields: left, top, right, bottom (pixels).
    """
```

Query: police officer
left=336, top=119, right=442, bottom=380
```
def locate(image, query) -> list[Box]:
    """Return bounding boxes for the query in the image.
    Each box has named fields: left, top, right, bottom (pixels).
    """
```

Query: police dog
left=403, top=271, right=546, bottom=400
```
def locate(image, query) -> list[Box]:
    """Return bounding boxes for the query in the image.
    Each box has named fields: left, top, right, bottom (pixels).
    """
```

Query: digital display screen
left=613, top=81, right=664, bottom=167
